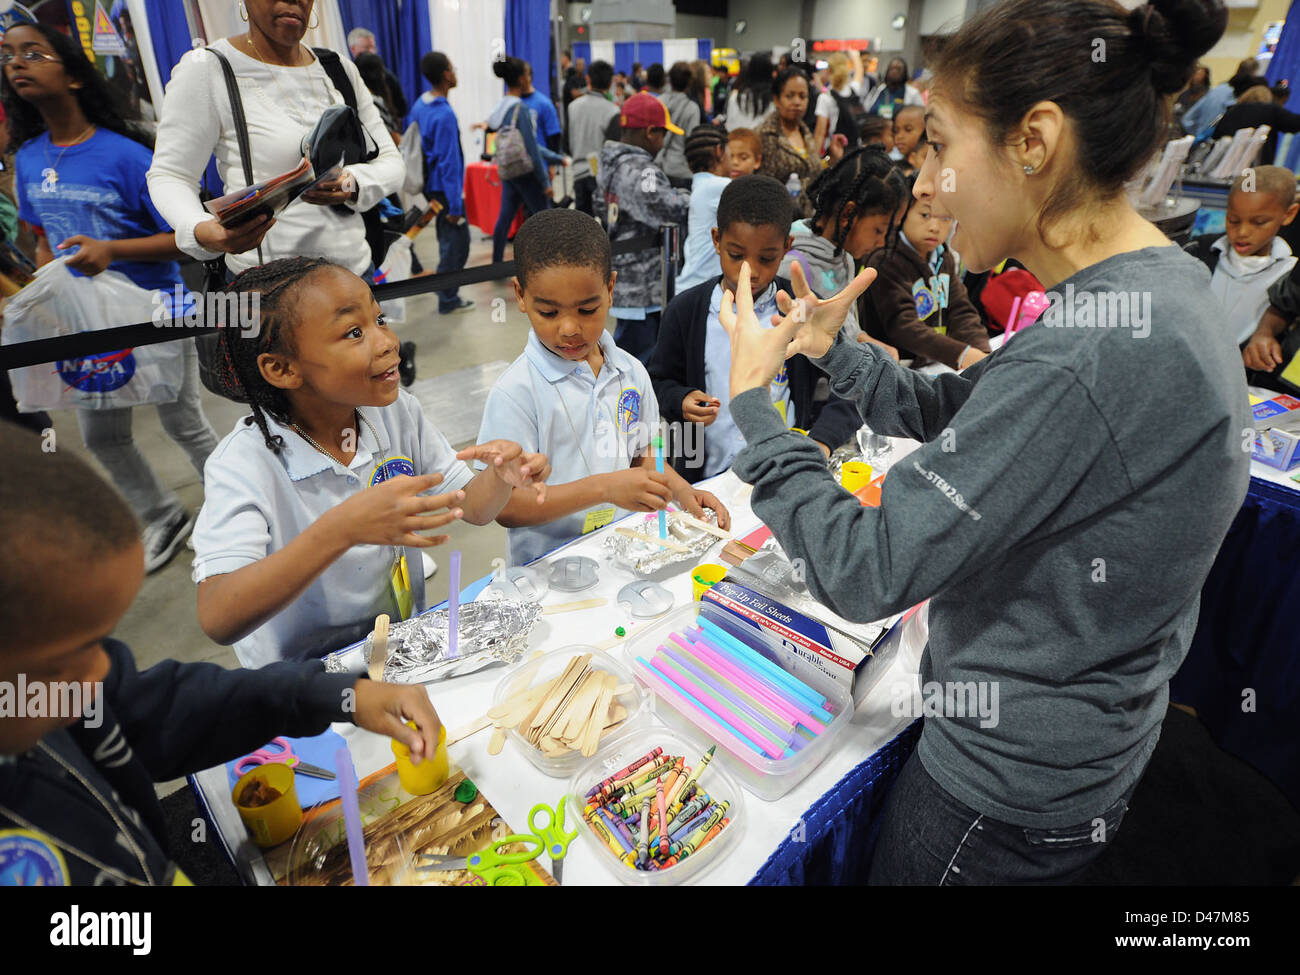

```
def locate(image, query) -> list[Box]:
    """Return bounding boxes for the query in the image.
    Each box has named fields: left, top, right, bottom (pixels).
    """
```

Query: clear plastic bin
left=566, top=725, right=745, bottom=886
left=491, top=645, right=647, bottom=778
left=618, top=604, right=853, bottom=801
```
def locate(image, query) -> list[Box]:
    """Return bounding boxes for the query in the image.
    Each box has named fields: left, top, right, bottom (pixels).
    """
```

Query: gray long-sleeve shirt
left=730, top=245, right=1251, bottom=828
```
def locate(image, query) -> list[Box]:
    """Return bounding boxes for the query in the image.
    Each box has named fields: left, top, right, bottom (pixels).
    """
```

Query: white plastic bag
left=2, top=258, right=184, bottom=412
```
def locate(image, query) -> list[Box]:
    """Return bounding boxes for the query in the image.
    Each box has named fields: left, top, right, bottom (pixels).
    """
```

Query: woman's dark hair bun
left=492, top=59, right=508, bottom=79
left=1133, top=1, right=1228, bottom=96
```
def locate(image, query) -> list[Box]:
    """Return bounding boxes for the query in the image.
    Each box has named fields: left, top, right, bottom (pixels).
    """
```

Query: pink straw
left=653, top=650, right=789, bottom=758
left=1004, top=295, right=1023, bottom=340
left=686, top=634, right=828, bottom=734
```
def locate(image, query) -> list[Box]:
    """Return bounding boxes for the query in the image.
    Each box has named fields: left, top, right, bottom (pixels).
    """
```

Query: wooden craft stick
left=368, top=614, right=390, bottom=682
left=537, top=658, right=594, bottom=743
left=671, top=510, right=732, bottom=540
left=445, top=714, right=492, bottom=748
left=542, top=598, right=607, bottom=615
left=581, top=672, right=617, bottom=757
left=614, top=527, right=692, bottom=553
left=487, top=727, right=506, bottom=756
left=527, top=655, right=588, bottom=740
left=488, top=678, right=558, bottom=725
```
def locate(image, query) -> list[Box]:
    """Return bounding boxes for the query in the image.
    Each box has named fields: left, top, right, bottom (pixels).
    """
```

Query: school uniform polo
left=479, top=330, right=660, bottom=567
left=192, top=390, right=474, bottom=668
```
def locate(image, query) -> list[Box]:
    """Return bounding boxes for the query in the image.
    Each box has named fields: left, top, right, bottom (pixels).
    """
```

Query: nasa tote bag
left=2, top=258, right=183, bottom=412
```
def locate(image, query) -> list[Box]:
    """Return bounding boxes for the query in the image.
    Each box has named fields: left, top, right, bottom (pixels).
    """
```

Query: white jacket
left=147, top=39, right=404, bottom=277
left=1208, top=235, right=1296, bottom=345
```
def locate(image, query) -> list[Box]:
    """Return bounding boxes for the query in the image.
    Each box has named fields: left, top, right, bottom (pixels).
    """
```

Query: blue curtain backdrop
left=1266, top=1, right=1300, bottom=111
left=336, top=0, right=428, bottom=125
left=614, top=41, right=635, bottom=76
left=505, top=0, right=552, bottom=96
left=637, top=41, right=664, bottom=71
left=143, top=0, right=196, bottom=87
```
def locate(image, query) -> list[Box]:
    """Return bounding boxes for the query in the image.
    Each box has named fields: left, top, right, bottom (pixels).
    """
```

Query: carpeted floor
left=162, top=705, right=1300, bottom=886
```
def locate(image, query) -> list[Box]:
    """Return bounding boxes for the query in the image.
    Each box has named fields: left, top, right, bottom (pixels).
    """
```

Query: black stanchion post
left=660, top=223, right=680, bottom=307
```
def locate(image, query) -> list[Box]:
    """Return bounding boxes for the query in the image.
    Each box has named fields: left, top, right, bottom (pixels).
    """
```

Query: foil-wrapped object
left=326, top=593, right=541, bottom=684
left=604, top=510, right=719, bottom=575
left=828, top=425, right=893, bottom=481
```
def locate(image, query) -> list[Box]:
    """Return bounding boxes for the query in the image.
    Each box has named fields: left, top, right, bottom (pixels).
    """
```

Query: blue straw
left=660, top=644, right=799, bottom=756
left=653, top=435, right=667, bottom=539
left=636, top=656, right=771, bottom=758
left=695, top=618, right=834, bottom=719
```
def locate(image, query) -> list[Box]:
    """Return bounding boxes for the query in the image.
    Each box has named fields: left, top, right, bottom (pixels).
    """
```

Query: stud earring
left=1023, top=164, right=1035, bottom=175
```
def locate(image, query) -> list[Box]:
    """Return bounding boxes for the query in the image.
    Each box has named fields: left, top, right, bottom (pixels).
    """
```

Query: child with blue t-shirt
left=2, top=22, right=217, bottom=574
left=192, top=258, right=550, bottom=667
left=478, top=209, right=730, bottom=566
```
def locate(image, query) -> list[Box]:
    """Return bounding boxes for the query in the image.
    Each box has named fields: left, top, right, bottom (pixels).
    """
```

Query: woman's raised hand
left=716, top=261, right=807, bottom=400
left=775, top=260, right=878, bottom=360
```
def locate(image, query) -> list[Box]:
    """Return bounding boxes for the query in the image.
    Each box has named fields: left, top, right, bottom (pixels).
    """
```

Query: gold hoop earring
left=238, top=1, right=248, bottom=22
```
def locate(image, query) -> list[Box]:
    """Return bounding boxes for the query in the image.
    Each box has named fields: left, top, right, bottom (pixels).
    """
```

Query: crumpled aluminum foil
left=325, top=593, right=541, bottom=684
left=828, top=425, right=892, bottom=481
left=604, top=510, right=719, bottom=575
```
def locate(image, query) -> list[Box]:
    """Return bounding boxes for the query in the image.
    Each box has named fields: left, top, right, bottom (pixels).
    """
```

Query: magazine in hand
left=204, top=155, right=345, bottom=227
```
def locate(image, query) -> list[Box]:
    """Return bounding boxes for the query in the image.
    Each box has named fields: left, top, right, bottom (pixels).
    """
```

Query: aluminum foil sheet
left=325, top=593, right=541, bottom=684
left=828, top=425, right=892, bottom=481
left=604, top=510, right=719, bottom=575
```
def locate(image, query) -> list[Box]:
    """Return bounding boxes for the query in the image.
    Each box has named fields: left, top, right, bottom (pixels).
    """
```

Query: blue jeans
left=868, top=751, right=1137, bottom=885
left=614, top=311, right=661, bottom=365
left=492, top=177, right=550, bottom=262
left=435, top=213, right=471, bottom=311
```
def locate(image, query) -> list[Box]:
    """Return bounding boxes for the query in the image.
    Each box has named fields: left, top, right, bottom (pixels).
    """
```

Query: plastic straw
left=660, top=641, right=801, bottom=752
left=447, top=550, right=461, bottom=658
left=653, top=650, right=789, bottom=758
left=636, top=656, right=770, bottom=758
left=694, top=619, right=832, bottom=715
left=334, top=747, right=369, bottom=886
left=653, top=435, right=667, bottom=539
left=685, top=632, right=827, bottom=734
left=1005, top=295, right=1023, bottom=340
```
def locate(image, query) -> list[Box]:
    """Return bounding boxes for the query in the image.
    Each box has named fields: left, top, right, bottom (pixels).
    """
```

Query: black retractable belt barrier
left=0, top=232, right=661, bottom=371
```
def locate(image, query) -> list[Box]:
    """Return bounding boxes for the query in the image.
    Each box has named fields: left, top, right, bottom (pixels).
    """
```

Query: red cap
left=619, top=92, right=684, bottom=134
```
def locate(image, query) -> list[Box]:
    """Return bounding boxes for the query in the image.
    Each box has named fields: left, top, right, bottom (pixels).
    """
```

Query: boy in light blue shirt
left=479, top=209, right=731, bottom=566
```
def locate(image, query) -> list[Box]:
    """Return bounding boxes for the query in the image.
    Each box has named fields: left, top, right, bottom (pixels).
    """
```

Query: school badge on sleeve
left=616, top=387, right=641, bottom=434
left=0, top=830, right=69, bottom=886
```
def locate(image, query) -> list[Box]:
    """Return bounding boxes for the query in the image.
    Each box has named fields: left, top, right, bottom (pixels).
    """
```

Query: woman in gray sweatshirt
left=718, top=0, right=1249, bottom=884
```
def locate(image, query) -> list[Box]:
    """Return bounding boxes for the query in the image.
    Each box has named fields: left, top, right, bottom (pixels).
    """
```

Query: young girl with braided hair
left=191, top=258, right=550, bottom=667
left=779, top=146, right=906, bottom=356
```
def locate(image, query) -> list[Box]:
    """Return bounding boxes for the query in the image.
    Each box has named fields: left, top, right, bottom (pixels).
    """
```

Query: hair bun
left=1132, top=1, right=1228, bottom=96
left=492, top=59, right=508, bottom=79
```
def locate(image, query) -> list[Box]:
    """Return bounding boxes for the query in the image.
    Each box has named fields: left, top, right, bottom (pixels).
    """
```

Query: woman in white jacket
left=146, top=0, right=403, bottom=279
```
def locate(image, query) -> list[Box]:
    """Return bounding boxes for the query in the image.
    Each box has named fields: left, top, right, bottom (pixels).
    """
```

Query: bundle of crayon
left=580, top=744, right=729, bottom=871
left=633, top=619, right=837, bottom=761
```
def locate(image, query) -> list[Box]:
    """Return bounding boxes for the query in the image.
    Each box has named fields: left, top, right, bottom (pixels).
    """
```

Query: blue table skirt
left=749, top=720, right=922, bottom=885
left=1170, top=477, right=1300, bottom=809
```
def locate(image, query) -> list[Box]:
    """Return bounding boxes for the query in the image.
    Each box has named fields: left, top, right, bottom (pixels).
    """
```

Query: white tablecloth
left=191, top=451, right=928, bottom=886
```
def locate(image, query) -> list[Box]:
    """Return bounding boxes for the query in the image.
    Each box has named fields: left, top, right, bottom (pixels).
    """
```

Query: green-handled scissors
left=528, top=797, right=579, bottom=885
left=414, top=833, right=546, bottom=886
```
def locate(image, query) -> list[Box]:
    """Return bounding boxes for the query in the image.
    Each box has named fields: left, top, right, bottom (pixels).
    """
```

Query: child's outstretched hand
left=676, top=488, right=732, bottom=531
left=350, top=679, right=443, bottom=765
left=459, top=440, right=549, bottom=502
left=330, top=473, right=464, bottom=548
left=1243, top=330, right=1285, bottom=372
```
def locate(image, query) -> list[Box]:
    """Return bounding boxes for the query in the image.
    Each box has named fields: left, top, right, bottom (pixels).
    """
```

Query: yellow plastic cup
left=840, top=461, right=874, bottom=494
left=391, top=722, right=449, bottom=796
left=232, top=762, right=302, bottom=848
left=691, top=563, right=728, bottom=601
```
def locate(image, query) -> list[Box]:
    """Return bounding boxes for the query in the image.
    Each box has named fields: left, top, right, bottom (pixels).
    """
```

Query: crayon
left=596, top=807, right=634, bottom=855
left=615, top=757, right=681, bottom=798
left=586, top=746, right=664, bottom=798
left=586, top=812, right=625, bottom=859
left=662, top=801, right=728, bottom=867
left=669, top=745, right=716, bottom=818
left=689, top=818, right=728, bottom=859
left=656, top=776, right=668, bottom=858
left=637, top=797, right=651, bottom=866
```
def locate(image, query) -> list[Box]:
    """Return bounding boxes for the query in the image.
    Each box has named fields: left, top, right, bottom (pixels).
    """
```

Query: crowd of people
left=0, top=0, right=1290, bottom=888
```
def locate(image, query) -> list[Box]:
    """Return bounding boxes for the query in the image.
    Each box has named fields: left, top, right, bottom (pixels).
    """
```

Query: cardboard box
left=1251, top=393, right=1300, bottom=429
left=700, top=580, right=899, bottom=706
left=1253, top=410, right=1300, bottom=470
